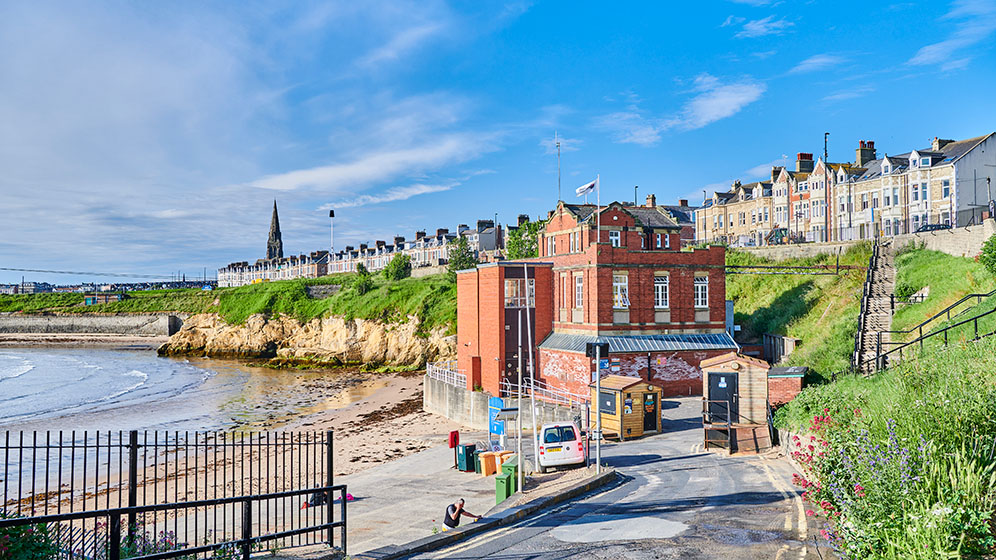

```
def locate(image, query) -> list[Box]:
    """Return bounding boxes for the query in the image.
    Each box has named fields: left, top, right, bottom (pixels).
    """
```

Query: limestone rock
left=158, top=313, right=455, bottom=367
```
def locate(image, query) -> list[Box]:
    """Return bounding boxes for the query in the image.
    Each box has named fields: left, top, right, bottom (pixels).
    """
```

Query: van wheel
left=538, top=466, right=548, bottom=474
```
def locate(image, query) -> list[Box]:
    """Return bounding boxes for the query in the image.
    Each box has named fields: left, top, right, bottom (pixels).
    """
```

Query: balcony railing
left=426, top=361, right=466, bottom=388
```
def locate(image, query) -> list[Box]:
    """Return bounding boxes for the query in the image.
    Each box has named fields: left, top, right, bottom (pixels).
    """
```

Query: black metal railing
left=0, top=484, right=347, bottom=559
left=882, top=287, right=996, bottom=349
left=2, top=430, right=337, bottom=557
left=864, top=304, right=996, bottom=372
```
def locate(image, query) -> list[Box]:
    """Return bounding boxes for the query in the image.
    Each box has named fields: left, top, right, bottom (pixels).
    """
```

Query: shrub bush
left=383, top=254, right=412, bottom=281
left=980, top=234, right=996, bottom=277
left=0, top=511, right=58, bottom=560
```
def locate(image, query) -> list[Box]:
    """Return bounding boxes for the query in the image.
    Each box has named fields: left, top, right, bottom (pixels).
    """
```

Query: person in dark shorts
left=442, top=498, right=480, bottom=531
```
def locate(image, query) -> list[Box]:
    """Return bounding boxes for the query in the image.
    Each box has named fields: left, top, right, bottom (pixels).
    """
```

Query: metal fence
left=500, top=377, right=588, bottom=409
left=426, top=361, right=466, bottom=388
left=1, top=430, right=341, bottom=558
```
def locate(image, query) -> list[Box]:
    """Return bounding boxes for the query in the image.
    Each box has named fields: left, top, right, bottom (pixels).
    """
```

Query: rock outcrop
left=157, top=313, right=456, bottom=366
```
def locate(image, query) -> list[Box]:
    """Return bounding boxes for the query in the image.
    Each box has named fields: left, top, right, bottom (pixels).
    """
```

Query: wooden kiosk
left=699, top=352, right=772, bottom=453
left=589, top=375, right=663, bottom=441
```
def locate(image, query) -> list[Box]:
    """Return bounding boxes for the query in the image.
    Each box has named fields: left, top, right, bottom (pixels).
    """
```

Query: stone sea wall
left=0, top=313, right=183, bottom=336
left=157, top=313, right=456, bottom=366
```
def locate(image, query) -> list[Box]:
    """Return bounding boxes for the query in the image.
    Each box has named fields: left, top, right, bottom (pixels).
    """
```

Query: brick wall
left=768, top=376, right=804, bottom=406
left=538, top=348, right=730, bottom=398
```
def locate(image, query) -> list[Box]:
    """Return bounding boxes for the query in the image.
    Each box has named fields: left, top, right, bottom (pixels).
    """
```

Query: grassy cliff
left=0, top=273, right=457, bottom=335
left=725, top=243, right=872, bottom=381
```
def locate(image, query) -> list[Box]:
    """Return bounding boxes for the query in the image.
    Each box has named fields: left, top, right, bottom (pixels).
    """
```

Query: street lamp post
left=824, top=132, right=830, bottom=243
left=329, top=210, right=335, bottom=272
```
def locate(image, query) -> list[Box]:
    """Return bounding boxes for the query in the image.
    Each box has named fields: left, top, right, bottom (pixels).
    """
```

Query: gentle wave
left=0, top=359, right=34, bottom=382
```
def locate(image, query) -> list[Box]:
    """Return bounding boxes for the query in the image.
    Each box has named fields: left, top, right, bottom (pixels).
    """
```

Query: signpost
left=586, top=341, right=609, bottom=474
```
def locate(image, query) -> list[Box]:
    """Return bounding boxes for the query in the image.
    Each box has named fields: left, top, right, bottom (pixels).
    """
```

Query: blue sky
left=2, top=0, right=996, bottom=284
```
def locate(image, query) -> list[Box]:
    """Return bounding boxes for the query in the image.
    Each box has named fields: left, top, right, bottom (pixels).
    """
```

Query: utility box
left=589, top=375, right=663, bottom=441
left=456, top=444, right=475, bottom=472
left=700, top=352, right=772, bottom=453
left=500, top=455, right=519, bottom=493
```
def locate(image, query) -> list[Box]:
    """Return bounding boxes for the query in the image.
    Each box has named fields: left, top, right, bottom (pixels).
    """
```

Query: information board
left=488, top=396, right=505, bottom=435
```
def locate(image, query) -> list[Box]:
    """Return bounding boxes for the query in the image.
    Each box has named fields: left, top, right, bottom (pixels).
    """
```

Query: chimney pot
left=645, top=194, right=656, bottom=207
left=679, top=198, right=688, bottom=207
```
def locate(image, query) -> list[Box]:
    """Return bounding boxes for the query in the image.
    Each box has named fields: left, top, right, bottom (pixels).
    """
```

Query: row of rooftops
left=223, top=250, right=330, bottom=270
left=328, top=219, right=501, bottom=262
left=701, top=133, right=994, bottom=207
left=552, top=194, right=698, bottom=229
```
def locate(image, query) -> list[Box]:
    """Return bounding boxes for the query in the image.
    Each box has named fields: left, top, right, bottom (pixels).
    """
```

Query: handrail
left=885, top=287, right=996, bottom=336
left=863, top=304, right=996, bottom=371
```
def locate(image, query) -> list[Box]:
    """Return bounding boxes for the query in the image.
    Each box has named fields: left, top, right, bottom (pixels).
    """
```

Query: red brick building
left=457, top=197, right=737, bottom=400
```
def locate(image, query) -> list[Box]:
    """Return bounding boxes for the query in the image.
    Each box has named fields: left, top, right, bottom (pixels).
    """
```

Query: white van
left=537, top=422, right=586, bottom=472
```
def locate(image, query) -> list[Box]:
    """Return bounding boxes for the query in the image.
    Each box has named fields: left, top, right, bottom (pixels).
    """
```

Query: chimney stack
left=771, top=166, right=783, bottom=183
left=855, top=140, right=877, bottom=167
left=932, top=137, right=954, bottom=151
left=645, top=194, right=656, bottom=207
left=476, top=219, right=494, bottom=232
left=435, top=228, right=449, bottom=237
left=517, top=214, right=529, bottom=226
left=679, top=198, right=688, bottom=207
left=795, top=153, right=814, bottom=173
left=345, top=245, right=354, bottom=252
left=394, top=236, right=405, bottom=246
left=375, top=240, right=386, bottom=248
left=415, top=230, right=426, bottom=240
left=457, top=224, right=469, bottom=233
left=359, top=243, right=368, bottom=251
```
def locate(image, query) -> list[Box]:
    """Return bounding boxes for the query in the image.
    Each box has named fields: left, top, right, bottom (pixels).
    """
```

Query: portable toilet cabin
left=699, top=352, right=772, bottom=453
left=589, top=375, right=663, bottom=441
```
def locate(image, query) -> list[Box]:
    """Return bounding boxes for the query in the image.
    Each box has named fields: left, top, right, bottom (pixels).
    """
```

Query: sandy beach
left=280, top=370, right=464, bottom=477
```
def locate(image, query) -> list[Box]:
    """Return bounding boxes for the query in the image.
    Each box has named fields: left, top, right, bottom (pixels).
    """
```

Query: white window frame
left=612, top=274, right=629, bottom=309
left=656, top=233, right=662, bottom=248
left=609, top=231, right=621, bottom=247
left=693, top=276, right=709, bottom=309
left=574, top=275, right=583, bottom=309
left=504, top=278, right=535, bottom=308
left=664, top=234, right=671, bottom=249
left=654, top=275, right=669, bottom=309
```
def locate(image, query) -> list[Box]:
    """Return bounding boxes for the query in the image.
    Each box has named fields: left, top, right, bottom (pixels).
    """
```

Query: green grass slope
left=726, top=242, right=872, bottom=381
left=775, top=338, right=996, bottom=558
left=0, top=273, right=457, bottom=334
left=891, top=246, right=996, bottom=335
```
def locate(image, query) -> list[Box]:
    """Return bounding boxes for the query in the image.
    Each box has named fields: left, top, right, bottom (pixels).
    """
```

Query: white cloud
left=908, top=0, right=996, bottom=67
left=358, top=23, right=445, bottom=66
left=597, top=74, right=766, bottom=146
left=822, top=86, right=875, bottom=102
left=675, top=74, right=766, bottom=130
left=323, top=182, right=457, bottom=209
left=540, top=135, right=581, bottom=154
left=789, top=54, right=846, bottom=74
left=745, top=156, right=789, bottom=178
left=735, top=15, right=794, bottom=38
left=722, top=15, right=746, bottom=27
left=250, top=137, right=477, bottom=191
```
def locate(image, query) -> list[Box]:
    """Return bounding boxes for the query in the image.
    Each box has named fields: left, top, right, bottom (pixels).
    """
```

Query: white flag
left=576, top=176, right=598, bottom=197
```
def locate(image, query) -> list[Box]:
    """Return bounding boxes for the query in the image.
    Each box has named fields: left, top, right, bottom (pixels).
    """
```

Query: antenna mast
left=556, top=131, right=562, bottom=201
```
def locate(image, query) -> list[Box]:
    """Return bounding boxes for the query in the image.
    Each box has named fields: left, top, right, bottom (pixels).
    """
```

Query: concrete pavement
left=400, top=398, right=833, bottom=560
left=337, top=431, right=495, bottom=555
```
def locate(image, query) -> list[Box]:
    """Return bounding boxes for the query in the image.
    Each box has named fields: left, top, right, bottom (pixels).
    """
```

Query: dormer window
left=883, top=164, right=890, bottom=174
left=920, top=157, right=930, bottom=167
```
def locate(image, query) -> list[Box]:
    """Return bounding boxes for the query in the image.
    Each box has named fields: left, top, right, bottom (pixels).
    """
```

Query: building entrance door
left=707, top=372, right=738, bottom=423
left=643, top=392, right=658, bottom=432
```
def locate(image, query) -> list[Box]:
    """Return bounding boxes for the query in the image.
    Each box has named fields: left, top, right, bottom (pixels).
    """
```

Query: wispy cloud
left=250, top=137, right=477, bottom=191
left=745, top=156, right=789, bottom=179
left=358, top=23, right=445, bottom=67
left=822, top=86, right=875, bottom=102
left=721, top=15, right=746, bottom=27
left=540, top=135, right=581, bottom=154
left=323, top=182, right=457, bottom=209
left=596, top=74, right=766, bottom=146
left=789, top=54, right=846, bottom=74
left=735, top=15, right=794, bottom=38
left=908, top=0, right=996, bottom=67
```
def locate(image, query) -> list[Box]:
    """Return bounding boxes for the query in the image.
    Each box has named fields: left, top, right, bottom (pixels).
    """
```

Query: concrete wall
left=893, top=218, right=996, bottom=258
left=423, top=374, right=577, bottom=432
left=411, top=265, right=447, bottom=279
left=741, top=218, right=995, bottom=261
left=0, top=313, right=183, bottom=336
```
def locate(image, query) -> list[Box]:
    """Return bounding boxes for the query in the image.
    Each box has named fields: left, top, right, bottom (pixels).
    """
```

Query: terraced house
left=695, top=132, right=996, bottom=245
left=840, top=134, right=996, bottom=239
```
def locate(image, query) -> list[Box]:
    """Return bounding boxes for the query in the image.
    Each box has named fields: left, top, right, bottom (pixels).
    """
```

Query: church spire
left=266, top=200, right=283, bottom=260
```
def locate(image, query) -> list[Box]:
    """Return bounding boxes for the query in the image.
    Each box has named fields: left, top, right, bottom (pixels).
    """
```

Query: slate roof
left=538, top=332, right=738, bottom=354
left=625, top=206, right=681, bottom=229
left=659, top=205, right=698, bottom=226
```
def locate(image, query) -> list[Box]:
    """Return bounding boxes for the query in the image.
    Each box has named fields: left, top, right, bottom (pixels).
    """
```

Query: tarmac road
left=404, top=398, right=833, bottom=560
